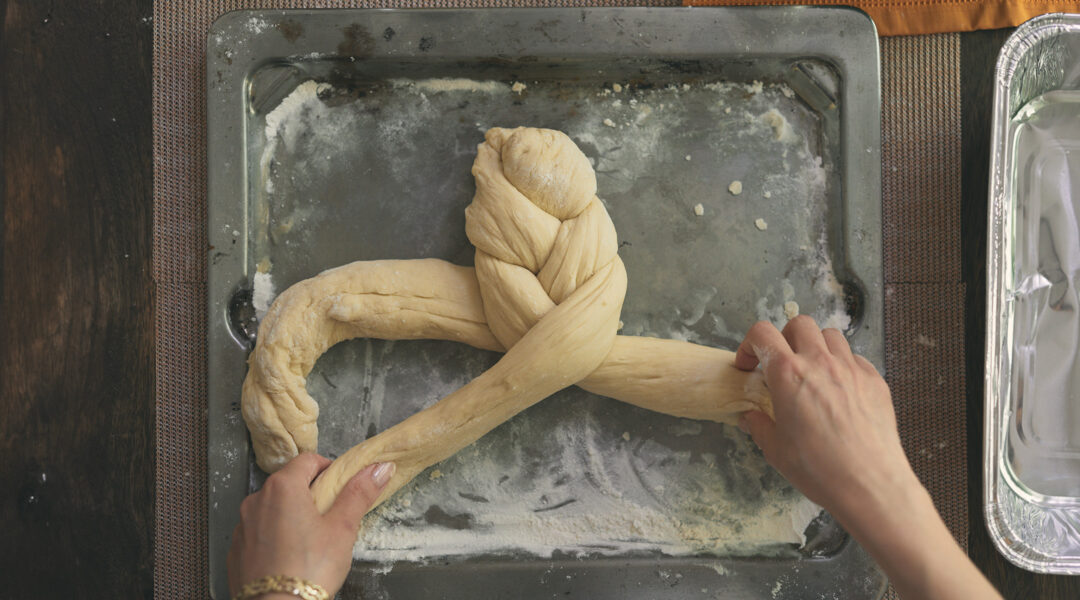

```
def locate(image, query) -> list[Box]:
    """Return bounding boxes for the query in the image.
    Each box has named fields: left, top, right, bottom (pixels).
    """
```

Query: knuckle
left=261, top=473, right=290, bottom=496
left=239, top=495, right=256, bottom=520
left=345, top=473, right=376, bottom=504
left=771, top=354, right=800, bottom=379
left=331, top=514, right=359, bottom=534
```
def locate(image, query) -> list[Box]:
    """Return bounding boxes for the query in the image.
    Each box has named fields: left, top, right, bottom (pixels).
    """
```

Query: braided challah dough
left=242, top=127, right=772, bottom=514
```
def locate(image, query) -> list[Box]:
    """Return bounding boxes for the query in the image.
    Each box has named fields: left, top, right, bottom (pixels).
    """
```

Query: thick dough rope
left=241, top=127, right=772, bottom=514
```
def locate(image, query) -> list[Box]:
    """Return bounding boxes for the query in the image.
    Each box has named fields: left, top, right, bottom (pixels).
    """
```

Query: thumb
left=739, top=410, right=779, bottom=457
left=326, top=462, right=396, bottom=532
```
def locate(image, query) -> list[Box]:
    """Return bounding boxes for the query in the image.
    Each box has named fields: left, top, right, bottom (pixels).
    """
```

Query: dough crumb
left=612, top=83, right=623, bottom=93
left=783, top=301, right=800, bottom=319
left=429, top=469, right=443, bottom=480
left=724, top=106, right=732, bottom=114
left=763, top=190, right=772, bottom=199
left=511, top=81, right=527, bottom=94
left=618, top=320, right=624, bottom=330
left=915, top=334, right=938, bottom=348
left=728, top=180, right=743, bottom=195
left=602, top=118, right=616, bottom=128
left=754, top=218, right=768, bottom=231
left=685, top=154, right=692, bottom=161
left=693, top=203, right=705, bottom=216
left=252, top=271, right=276, bottom=321
left=622, top=432, right=631, bottom=441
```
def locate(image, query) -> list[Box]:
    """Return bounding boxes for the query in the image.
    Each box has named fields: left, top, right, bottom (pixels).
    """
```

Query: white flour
left=390, top=77, right=509, bottom=94
left=354, top=412, right=819, bottom=562
left=252, top=271, right=276, bottom=321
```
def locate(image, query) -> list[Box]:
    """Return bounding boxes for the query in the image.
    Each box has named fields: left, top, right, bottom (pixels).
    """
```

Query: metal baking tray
left=207, top=8, right=884, bottom=598
left=985, top=12, right=1080, bottom=574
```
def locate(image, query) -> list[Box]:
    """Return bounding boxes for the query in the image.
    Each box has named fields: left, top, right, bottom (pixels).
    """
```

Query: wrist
left=832, top=464, right=929, bottom=538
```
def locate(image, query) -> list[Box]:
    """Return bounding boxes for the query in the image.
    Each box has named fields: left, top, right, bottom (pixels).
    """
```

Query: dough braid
left=241, top=127, right=771, bottom=514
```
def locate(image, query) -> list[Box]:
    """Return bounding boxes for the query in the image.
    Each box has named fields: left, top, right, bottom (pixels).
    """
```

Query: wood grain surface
left=0, top=0, right=155, bottom=597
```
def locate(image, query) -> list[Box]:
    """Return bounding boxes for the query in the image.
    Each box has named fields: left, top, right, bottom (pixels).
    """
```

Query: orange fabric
left=684, top=1, right=1080, bottom=35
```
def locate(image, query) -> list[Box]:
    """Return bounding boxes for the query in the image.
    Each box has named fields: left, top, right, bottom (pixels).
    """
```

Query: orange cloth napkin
left=684, top=1, right=1080, bottom=35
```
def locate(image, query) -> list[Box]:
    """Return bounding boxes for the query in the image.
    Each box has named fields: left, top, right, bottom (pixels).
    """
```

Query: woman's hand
left=734, top=317, right=1001, bottom=600
left=227, top=453, right=395, bottom=598
left=734, top=316, right=917, bottom=516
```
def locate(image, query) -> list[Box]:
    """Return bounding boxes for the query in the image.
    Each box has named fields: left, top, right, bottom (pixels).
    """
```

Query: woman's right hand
left=733, top=317, right=1001, bottom=600
left=734, top=316, right=919, bottom=518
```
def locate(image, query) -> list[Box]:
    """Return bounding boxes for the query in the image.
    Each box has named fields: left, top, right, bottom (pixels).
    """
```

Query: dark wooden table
left=1, top=1, right=1077, bottom=597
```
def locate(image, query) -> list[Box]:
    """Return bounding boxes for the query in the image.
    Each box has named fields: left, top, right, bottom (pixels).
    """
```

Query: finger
left=781, top=315, right=828, bottom=355
left=821, top=328, right=854, bottom=360
left=735, top=321, right=794, bottom=370
left=326, top=462, right=396, bottom=532
left=276, top=452, right=332, bottom=487
left=853, top=354, right=880, bottom=375
left=739, top=410, right=779, bottom=458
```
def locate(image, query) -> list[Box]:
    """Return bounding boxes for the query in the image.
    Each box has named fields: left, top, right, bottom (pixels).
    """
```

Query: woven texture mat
left=153, top=2, right=964, bottom=595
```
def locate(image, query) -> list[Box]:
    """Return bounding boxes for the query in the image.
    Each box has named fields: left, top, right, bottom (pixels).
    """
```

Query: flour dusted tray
left=207, top=8, right=884, bottom=599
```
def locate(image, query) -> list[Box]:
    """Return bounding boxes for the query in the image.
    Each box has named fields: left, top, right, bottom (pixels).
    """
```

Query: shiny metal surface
left=986, top=12, right=1080, bottom=575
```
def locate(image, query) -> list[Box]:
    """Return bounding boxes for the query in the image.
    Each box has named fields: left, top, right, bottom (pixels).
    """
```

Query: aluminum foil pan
left=986, top=12, right=1080, bottom=574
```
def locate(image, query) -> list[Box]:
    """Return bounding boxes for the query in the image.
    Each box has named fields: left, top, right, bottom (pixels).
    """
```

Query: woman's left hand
left=227, top=453, right=395, bottom=598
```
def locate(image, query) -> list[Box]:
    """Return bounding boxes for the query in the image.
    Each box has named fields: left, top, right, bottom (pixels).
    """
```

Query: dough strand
left=240, top=127, right=772, bottom=514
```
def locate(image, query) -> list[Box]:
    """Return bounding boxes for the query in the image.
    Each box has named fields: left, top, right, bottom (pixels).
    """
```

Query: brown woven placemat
left=153, top=4, right=964, bottom=596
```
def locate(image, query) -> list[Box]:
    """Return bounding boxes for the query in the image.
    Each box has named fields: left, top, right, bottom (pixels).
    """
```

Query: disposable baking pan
left=985, top=12, right=1080, bottom=575
left=207, top=8, right=884, bottom=598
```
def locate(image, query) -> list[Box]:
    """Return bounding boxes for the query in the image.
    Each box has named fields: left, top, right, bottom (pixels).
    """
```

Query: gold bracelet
left=232, top=574, right=330, bottom=600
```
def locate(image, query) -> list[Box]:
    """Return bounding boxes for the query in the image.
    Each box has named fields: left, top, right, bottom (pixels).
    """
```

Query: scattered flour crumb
left=755, top=218, right=768, bottom=231
left=429, top=469, right=443, bottom=481
left=693, top=203, right=705, bottom=216
left=392, top=78, right=506, bottom=94
left=728, top=180, right=743, bottom=195
left=915, top=334, right=938, bottom=348
left=612, top=83, right=623, bottom=93
left=602, top=118, right=616, bottom=128
left=685, top=154, right=692, bottom=161
left=622, top=432, right=631, bottom=441
left=511, top=81, right=527, bottom=94
left=371, top=562, right=395, bottom=575
left=783, top=301, right=800, bottom=319
left=759, top=108, right=798, bottom=144
left=618, top=320, right=624, bottom=330
left=724, top=106, right=732, bottom=114
left=763, top=190, right=772, bottom=199
left=704, top=562, right=729, bottom=576
left=252, top=271, right=276, bottom=321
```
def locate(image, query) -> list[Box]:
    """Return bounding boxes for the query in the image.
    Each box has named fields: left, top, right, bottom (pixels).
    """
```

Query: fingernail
left=371, top=462, right=396, bottom=488
left=738, top=416, right=750, bottom=435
